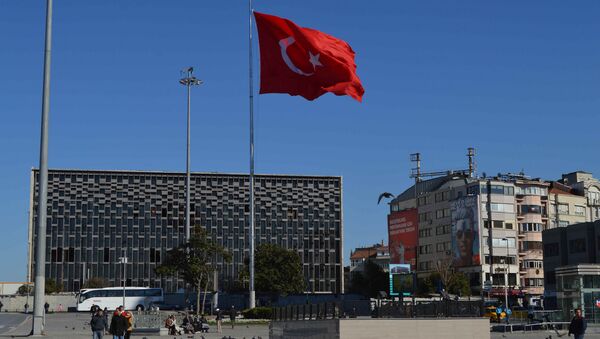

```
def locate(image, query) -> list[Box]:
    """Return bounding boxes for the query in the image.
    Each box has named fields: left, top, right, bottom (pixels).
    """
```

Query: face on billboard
left=451, top=196, right=480, bottom=267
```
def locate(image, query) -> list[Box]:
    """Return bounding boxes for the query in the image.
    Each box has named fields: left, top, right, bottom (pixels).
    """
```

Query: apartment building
left=560, top=171, right=600, bottom=222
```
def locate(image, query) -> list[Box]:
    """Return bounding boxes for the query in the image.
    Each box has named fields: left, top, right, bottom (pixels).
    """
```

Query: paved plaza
left=0, top=313, right=269, bottom=339
left=6, top=313, right=600, bottom=338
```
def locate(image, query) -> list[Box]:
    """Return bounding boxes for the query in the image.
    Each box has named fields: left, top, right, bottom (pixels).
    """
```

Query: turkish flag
left=254, top=12, right=364, bottom=102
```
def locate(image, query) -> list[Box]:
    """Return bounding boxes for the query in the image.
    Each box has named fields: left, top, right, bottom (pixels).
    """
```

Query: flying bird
left=377, top=192, right=395, bottom=204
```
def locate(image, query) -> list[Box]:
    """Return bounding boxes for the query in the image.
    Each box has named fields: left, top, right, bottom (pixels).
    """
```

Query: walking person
left=44, top=302, right=50, bottom=314
left=91, top=310, right=107, bottom=339
left=215, top=308, right=223, bottom=333
left=122, top=311, right=134, bottom=339
left=230, top=305, right=236, bottom=329
left=569, top=308, right=587, bottom=339
left=103, top=308, right=109, bottom=334
left=0, top=300, right=3, bottom=312
left=109, top=309, right=128, bottom=339
left=24, top=303, right=29, bottom=314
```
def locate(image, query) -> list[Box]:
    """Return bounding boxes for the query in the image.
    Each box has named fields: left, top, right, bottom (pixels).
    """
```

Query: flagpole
left=32, top=0, right=53, bottom=335
left=248, top=0, right=256, bottom=309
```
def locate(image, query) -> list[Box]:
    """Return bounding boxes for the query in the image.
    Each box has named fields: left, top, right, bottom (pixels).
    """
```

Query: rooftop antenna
left=467, top=147, right=476, bottom=178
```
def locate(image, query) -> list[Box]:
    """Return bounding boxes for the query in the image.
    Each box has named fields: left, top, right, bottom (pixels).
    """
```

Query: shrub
left=242, top=307, right=272, bottom=319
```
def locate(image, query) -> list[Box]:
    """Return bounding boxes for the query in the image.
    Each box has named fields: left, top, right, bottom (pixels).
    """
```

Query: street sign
left=483, top=280, right=492, bottom=292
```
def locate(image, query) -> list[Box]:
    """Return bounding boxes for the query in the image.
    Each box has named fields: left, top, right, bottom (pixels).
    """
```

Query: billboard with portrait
left=388, top=208, right=418, bottom=270
left=450, top=195, right=480, bottom=267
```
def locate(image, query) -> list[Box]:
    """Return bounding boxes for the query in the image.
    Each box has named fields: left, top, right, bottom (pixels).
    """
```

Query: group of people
left=90, top=305, right=133, bottom=339
left=164, top=305, right=237, bottom=335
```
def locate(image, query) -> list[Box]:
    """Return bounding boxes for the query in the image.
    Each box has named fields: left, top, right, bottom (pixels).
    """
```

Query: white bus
left=77, top=287, right=163, bottom=312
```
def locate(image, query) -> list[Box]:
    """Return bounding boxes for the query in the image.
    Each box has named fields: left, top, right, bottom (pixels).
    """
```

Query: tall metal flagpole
left=32, top=0, right=53, bottom=335
left=248, top=0, right=256, bottom=309
left=179, top=68, right=202, bottom=244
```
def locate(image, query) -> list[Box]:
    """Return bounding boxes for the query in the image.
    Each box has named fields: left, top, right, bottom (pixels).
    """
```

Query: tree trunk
left=201, top=273, right=210, bottom=315
left=196, top=274, right=203, bottom=316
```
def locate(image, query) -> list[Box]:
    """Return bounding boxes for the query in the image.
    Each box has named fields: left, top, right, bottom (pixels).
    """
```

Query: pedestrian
left=24, top=303, right=29, bottom=314
left=109, top=309, right=128, bottom=339
left=230, top=305, right=236, bottom=329
left=57, top=304, right=63, bottom=312
left=103, top=308, right=109, bottom=333
left=122, top=311, right=134, bottom=339
left=44, top=302, right=50, bottom=314
left=215, top=308, right=223, bottom=333
left=0, top=300, right=3, bottom=312
left=568, top=308, right=587, bottom=339
left=91, top=310, right=107, bottom=339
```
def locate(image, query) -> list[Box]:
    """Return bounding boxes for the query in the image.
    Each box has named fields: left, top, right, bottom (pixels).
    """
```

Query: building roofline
left=31, top=168, right=342, bottom=180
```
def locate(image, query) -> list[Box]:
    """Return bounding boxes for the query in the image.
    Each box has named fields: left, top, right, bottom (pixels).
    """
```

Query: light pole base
left=249, top=290, right=256, bottom=309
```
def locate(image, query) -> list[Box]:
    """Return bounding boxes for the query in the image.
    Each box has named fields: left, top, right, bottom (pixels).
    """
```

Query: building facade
left=559, top=171, right=600, bottom=222
left=29, top=169, right=344, bottom=293
left=388, top=174, right=520, bottom=296
left=542, top=221, right=600, bottom=314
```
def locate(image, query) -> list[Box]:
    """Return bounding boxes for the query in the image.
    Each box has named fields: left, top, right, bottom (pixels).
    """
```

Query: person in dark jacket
left=44, top=302, right=50, bottom=314
left=109, top=310, right=128, bottom=339
left=569, top=308, right=587, bottom=339
left=230, top=305, right=236, bottom=329
left=91, top=310, right=107, bottom=339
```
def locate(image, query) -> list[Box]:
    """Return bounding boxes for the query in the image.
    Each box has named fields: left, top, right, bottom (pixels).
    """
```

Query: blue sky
left=1, top=1, right=599, bottom=282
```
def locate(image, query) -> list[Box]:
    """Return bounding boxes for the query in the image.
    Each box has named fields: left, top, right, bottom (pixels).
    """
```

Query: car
left=148, top=302, right=183, bottom=311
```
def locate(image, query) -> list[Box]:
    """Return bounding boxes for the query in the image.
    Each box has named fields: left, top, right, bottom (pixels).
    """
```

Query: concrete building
left=559, top=171, right=600, bottom=222
left=388, top=173, right=520, bottom=296
left=349, top=242, right=390, bottom=273
left=506, top=176, right=549, bottom=299
left=542, top=221, right=600, bottom=318
left=548, top=181, right=588, bottom=228
left=29, top=169, right=344, bottom=293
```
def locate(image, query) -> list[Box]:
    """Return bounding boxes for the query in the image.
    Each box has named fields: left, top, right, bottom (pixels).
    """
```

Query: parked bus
left=77, top=287, right=163, bottom=312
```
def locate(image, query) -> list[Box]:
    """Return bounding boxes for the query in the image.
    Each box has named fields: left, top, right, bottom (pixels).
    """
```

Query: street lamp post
left=179, top=68, right=203, bottom=244
left=119, top=253, right=128, bottom=309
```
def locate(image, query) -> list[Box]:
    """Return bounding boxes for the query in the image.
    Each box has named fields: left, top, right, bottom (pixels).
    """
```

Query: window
left=419, top=228, right=431, bottom=238
left=520, top=223, right=542, bottom=232
left=558, top=204, right=569, bottom=215
left=493, top=221, right=504, bottom=228
left=484, top=237, right=516, bottom=248
left=480, top=185, right=514, bottom=196
left=419, top=212, right=430, bottom=222
left=521, top=260, right=543, bottom=269
left=575, top=205, right=585, bottom=216
left=516, top=186, right=548, bottom=196
left=484, top=256, right=516, bottom=265
left=524, top=278, right=544, bottom=287
left=419, top=261, right=432, bottom=270
left=436, top=225, right=451, bottom=235
left=521, top=241, right=543, bottom=251
left=559, top=220, right=569, bottom=227
left=482, top=203, right=515, bottom=213
left=520, top=205, right=542, bottom=215
left=544, top=243, right=559, bottom=257
left=419, top=245, right=432, bottom=254
left=505, top=222, right=514, bottom=229
left=436, top=242, right=451, bottom=253
left=569, top=238, right=586, bottom=254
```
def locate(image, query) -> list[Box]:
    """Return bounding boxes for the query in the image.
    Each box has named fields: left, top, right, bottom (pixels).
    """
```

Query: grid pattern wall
left=31, top=170, right=343, bottom=293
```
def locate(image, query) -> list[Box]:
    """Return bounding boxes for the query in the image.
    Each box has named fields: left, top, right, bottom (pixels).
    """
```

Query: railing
left=271, top=300, right=483, bottom=321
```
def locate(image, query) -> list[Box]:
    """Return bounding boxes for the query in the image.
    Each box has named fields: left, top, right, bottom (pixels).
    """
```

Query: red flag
left=254, top=12, right=364, bottom=102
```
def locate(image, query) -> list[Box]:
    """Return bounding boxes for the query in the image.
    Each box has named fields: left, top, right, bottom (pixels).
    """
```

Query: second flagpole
left=248, top=0, right=256, bottom=309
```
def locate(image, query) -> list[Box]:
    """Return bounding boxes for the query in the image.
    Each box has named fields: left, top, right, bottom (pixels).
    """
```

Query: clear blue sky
left=1, top=1, right=599, bottom=282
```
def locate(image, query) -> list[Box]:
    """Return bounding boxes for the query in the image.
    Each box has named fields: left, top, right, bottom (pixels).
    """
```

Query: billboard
left=389, top=264, right=412, bottom=296
left=388, top=208, right=418, bottom=270
left=450, top=195, right=481, bottom=267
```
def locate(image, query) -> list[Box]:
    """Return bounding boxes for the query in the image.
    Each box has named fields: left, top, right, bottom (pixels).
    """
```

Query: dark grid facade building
left=29, top=169, right=344, bottom=293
